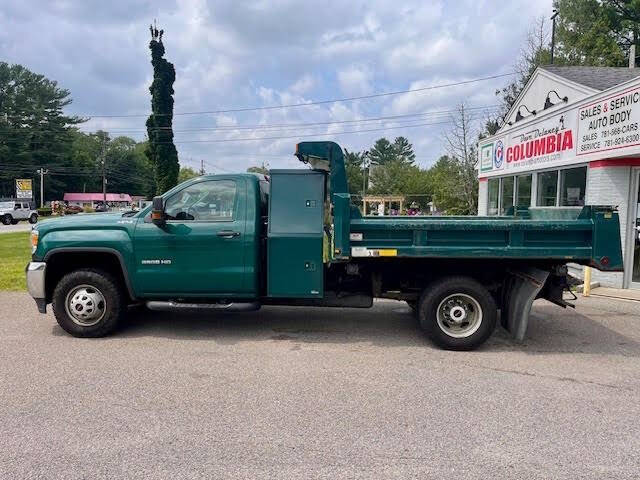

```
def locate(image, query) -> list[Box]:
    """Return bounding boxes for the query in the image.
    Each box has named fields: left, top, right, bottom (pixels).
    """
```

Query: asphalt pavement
left=0, top=293, right=639, bottom=479
left=0, top=221, right=34, bottom=234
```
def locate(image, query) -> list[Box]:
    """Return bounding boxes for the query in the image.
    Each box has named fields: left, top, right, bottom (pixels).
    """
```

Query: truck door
left=133, top=178, right=248, bottom=296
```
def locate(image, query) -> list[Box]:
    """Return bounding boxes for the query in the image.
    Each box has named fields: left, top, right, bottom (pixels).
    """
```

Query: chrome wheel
left=65, top=284, right=106, bottom=326
left=436, top=293, right=483, bottom=338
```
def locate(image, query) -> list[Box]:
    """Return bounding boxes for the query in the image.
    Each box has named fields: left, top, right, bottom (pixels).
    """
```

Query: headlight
left=30, top=229, right=39, bottom=254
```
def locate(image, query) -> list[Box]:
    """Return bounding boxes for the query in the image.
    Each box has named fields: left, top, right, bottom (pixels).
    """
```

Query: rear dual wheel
left=418, top=276, right=497, bottom=351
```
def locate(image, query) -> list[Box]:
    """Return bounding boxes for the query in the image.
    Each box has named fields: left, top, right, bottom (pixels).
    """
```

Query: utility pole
left=36, top=168, right=49, bottom=208
left=100, top=138, right=107, bottom=203
left=551, top=8, right=559, bottom=64
left=361, top=151, right=369, bottom=213
left=200, top=159, right=205, bottom=175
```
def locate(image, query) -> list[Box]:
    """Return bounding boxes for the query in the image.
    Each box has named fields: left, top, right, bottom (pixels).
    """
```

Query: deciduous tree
left=440, top=104, right=479, bottom=215
left=178, top=166, right=199, bottom=183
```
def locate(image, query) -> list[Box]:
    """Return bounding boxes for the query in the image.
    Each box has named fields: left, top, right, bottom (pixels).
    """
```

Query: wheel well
left=45, top=251, right=133, bottom=302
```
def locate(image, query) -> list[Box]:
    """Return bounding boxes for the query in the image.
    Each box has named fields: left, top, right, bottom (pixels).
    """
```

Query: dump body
left=294, top=141, right=622, bottom=272
left=347, top=207, right=622, bottom=271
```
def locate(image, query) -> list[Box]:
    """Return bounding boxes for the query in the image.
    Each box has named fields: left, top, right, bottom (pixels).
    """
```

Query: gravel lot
left=1, top=293, right=639, bottom=479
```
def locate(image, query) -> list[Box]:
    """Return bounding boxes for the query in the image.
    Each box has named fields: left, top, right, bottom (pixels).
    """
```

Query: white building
left=478, top=65, right=640, bottom=290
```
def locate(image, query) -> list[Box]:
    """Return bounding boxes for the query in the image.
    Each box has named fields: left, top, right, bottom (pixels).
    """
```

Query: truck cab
left=26, top=141, right=624, bottom=350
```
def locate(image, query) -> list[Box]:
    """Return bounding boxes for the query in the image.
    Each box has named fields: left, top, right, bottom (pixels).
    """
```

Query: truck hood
left=34, top=213, right=136, bottom=234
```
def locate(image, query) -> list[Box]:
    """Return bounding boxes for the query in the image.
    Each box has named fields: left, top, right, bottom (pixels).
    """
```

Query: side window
left=14, top=204, right=20, bottom=210
left=164, top=180, right=236, bottom=222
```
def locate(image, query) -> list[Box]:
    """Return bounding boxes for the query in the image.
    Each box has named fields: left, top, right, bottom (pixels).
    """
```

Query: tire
left=2, top=214, right=12, bottom=225
left=10, top=219, right=19, bottom=225
left=418, top=276, right=497, bottom=351
left=29, top=213, right=38, bottom=224
left=52, top=269, right=125, bottom=338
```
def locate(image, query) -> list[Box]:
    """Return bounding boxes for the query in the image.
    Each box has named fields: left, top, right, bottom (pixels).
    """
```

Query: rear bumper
left=26, top=262, right=47, bottom=313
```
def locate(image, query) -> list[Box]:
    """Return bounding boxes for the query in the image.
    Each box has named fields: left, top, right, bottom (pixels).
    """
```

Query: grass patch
left=0, top=232, right=30, bottom=291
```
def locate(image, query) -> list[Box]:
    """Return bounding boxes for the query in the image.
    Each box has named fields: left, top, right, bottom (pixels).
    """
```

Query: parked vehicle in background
left=94, top=203, right=108, bottom=212
left=0, top=201, right=38, bottom=225
left=64, top=205, right=83, bottom=215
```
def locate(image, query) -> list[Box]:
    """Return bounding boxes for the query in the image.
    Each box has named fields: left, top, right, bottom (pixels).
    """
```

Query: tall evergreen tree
left=368, top=138, right=396, bottom=165
left=145, top=25, right=179, bottom=195
left=392, top=136, right=416, bottom=165
left=0, top=62, right=84, bottom=199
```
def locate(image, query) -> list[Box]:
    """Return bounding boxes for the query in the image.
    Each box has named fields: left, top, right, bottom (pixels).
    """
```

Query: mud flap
left=501, top=267, right=550, bottom=342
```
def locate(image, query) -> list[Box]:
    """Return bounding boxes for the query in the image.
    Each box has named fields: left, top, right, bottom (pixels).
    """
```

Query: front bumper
left=26, top=262, right=47, bottom=313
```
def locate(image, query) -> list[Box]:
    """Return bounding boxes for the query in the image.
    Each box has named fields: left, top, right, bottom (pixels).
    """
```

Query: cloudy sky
left=1, top=0, right=551, bottom=173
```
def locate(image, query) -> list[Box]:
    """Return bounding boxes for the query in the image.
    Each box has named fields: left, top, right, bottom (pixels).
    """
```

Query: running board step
left=146, top=301, right=261, bottom=312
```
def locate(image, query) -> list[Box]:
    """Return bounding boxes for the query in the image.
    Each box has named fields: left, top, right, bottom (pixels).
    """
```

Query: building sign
left=480, top=143, right=493, bottom=172
left=15, top=179, right=33, bottom=199
left=479, top=76, right=640, bottom=178
left=479, top=112, right=577, bottom=176
left=577, top=85, right=640, bottom=156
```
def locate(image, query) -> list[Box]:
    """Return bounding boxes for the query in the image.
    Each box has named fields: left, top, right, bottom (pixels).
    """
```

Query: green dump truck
left=26, top=141, right=624, bottom=350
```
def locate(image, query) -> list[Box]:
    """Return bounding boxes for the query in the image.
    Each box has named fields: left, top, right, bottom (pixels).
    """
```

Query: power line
left=0, top=116, right=478, bottom=145
left=0, top=105, right=501, bottom=136
left=0, top=113, right=485, bottom=147
left=145, top=118, right=464, bottom=144
left=5, top=73, right=513, bottom=119
left=92, top=105, right=501, bottom=132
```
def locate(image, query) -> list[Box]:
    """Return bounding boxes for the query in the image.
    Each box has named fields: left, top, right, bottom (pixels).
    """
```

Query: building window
left=516, top=175, right=532, bottom=207
left=537, top=170, right=559, bottom=206
left=500, top=176, right=515, bottom=214
left=560, top=166, right=587, bottom=206
left=488, top=178, right=499, bottom=215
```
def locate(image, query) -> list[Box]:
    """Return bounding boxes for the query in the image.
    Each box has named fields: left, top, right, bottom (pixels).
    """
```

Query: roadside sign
left=16, top=179, right=33, bottom=199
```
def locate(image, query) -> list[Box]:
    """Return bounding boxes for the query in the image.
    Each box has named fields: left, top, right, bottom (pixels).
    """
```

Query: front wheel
left=29, top=213, right=38, bottom=224
left=52, top=269, right=125, bottom=337
left=2, top=215, right=12, bottom=225
left=418, top=277, right=497, bottom=351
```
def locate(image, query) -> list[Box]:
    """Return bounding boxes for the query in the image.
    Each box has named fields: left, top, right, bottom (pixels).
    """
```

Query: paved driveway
left=0, top=293, right=639, bottom=479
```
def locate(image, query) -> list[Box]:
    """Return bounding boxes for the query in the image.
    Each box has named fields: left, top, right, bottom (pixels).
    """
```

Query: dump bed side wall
left=346, top=206, right=623, bottom=271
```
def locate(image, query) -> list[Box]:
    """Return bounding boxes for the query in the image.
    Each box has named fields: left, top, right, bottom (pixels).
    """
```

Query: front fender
left=37, top=228, right=137, bottom=298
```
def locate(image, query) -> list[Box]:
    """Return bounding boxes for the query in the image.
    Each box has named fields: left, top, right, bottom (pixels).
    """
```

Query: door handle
left=217, top=230, right=240, bottom=238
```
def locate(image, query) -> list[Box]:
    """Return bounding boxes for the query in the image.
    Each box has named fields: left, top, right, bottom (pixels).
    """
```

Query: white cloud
left=289, top=74, right=316, bottom=95
left=337, top=65, right=372, bottom=96
left=0, top=0, right=553, bottom=173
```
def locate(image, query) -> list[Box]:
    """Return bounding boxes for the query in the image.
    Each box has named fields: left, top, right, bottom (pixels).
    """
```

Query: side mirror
left=151, top=196, right=166, bottom=226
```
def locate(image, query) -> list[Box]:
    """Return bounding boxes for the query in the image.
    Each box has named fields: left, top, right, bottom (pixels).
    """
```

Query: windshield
left=0, top=202, right=14, bottom=210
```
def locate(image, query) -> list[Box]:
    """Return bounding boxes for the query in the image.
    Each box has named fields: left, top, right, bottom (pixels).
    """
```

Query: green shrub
left=37, top=207, right=52, bottom=217
left=83, top=206, right=95, bottom=213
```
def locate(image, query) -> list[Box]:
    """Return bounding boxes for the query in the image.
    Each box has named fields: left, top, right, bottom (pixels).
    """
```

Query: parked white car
left=0, top=201, right=38, bottom=225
